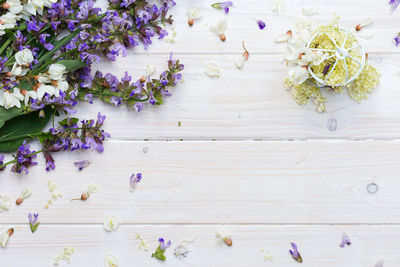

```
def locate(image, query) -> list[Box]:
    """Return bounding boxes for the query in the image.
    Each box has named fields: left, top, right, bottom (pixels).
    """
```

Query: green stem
left=0, top=39, right=12, bottom=55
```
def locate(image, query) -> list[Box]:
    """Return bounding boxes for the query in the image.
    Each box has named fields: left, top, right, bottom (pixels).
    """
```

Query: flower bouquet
left=0, top=0, right=184, bottom=173
left=280, top=17, right=380, bottom=112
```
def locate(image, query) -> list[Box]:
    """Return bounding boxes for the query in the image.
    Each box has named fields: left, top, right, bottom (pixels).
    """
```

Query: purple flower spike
left=130, top=173, right=143, bottom=191
left=257, top=20, right=266, bottom=30
left=339, top=234, right=351, bottom=248
left=289, top=242, right=302, bottom=263
left=158, top=238, right=171, bottom=250
left=212, top=1, right=233, bottom=14
left=28, top=213, right=40, bottom=233
left=394, top=33, right=400, bottom=46
left=11, top=141, right=38, bottom=174
left=389, top=0, right=400, bottom=11
left=74, top=160, right=91, bottom=171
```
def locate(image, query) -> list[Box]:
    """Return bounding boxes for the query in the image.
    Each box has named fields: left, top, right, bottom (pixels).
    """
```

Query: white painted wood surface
left=1, top=0, right=400, bottom=266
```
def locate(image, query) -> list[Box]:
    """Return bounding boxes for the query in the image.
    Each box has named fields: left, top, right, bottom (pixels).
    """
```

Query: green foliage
left=0, top=107, right=53, bottom=153
left=57, top=60, right=87, bottom=72
left=0, top=106, right=24, bottom=129
left=30, top=222, right=40, bottom=233
left=151, top=246, right=167, bottom=261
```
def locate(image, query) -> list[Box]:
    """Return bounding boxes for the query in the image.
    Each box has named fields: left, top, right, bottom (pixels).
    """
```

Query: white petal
left=19, top=188, right=32, bottom=199
left=235, top=55, right=246, bottom=69
left=210, top=18, right=227, bottom=35
left=0, top=232, right=10, bottom=248
left=288, top=66, right=309, bottom=85
left=145, top=64, right=156, bottom=76
left=357, top=30, right=374, bottom=39
left=103, top=216, right=120, bottom=232
left=274, top=33, right=290, bottom=43
left=86, top=184, right=98, bottom=194
left=271, top=0, right=285, bottom=14
left=0, top=196, right=11, bottom=211
left=204, top=62, right=221, bottom=78
left=302, top=7, right=318, bottom=16
left=186, top=7, right=203, bottom=20
left=360, top=17, right=373, bottom=27
left=104, top=254, right=119, bottom=267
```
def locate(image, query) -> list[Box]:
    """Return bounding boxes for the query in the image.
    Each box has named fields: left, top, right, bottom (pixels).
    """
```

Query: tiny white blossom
left=15, top=48, right=34, bottom=66
left=271, top=0, right=285, bottom=14
left=302, top=7, right=318, bottom=16
left=104, top=253, right=119, bottom=267
left=54, top=247, right=75, bottom=265
left=210, top=18, right=227, bottom=41
left=48, top=63, right=66, bottom=80
left=103, top=216, right=120, bottom=232
left=24, top=90, right=37, bottom=105
left=274, top=31, right=292, bottom=43
left=210, top=18, right=227, bottom=35
left=0, top=195, right=11, bottom=211
left=10, top=62, right=24, bottom=76
left=293, top=17, right=312, bottom=33
left=360, top=17, right=374, bottom=28
left=0, top=229, right=13, bottom=248
left=0, top=12, right=17, bottom=26
left=204, top=62, right=222, bottom=78
left=19, top=188, right=32, bottom=199
left=235, top=55, right=246, bottom=69
left=186, top=7, right=203, bottom=26
left=0, top=91, right=21, bottom=109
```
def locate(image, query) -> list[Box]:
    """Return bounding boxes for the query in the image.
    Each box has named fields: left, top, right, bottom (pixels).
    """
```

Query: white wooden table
left=1, top=0, right=400, bottom=266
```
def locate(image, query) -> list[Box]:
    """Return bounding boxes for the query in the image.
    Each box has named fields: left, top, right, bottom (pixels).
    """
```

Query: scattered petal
left=16, top=188, right=32, bottom=205
left=235, top=41, right=250, bottom=69
left=186, top=7, right=203, bottom=26
left=357, top=30, right=374, bottom=39
left=28, top=213, right=40, bottom=233
left=261, top=248, right=274, bottom=261
left=104, top=253, right=119, bottom=267
left=211, top=2, right=233, bottom=14
left=130, top=173, right=142, bottom=192
left=302, top=7, right=318, bottom=16
left=0, top=228, right=13, bottom=248
left=339, top=233, right=351, bottom=247
left=45, top=181, right=62, bottom=209
left=271, top=0, right=285, bottom=14
left=204, top=62, right=222, bottom=78
left=0, top=195, right=11, bottom=211
left=289, top=242, right=302, bottom=263
left=145, top=65, right=157, bottom=76
left=103, top=216, right=120, bottom=232
left=152, top=238, right=171, bottom=261
left=74, top=160, right=90, bottom=171
left=216, top=228, right=232, bottom=246
left=257, top=20, right=266, bottom=30
left=274, top=31, right=292, bottom=43
left=393, top=33, right=400, bottom=46
left=210, top=18, right=227, bottom=41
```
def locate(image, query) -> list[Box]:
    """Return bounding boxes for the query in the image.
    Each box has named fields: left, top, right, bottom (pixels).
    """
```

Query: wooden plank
left=0, top=224, right=397, bottom=266
left=1, top=140, right=400, bottom=224
left=79, top=53, right=400, bottom=139
left=127, top=0, right=400, bottom=54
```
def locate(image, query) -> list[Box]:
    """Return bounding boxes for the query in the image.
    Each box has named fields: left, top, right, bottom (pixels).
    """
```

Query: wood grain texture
left=78, top=53, right=400, bottom=139
left=129, top=0, right=400, bottom=54
left=0, top=224, right=396, bottom=266
left=1, top=140, right=399, bottom=224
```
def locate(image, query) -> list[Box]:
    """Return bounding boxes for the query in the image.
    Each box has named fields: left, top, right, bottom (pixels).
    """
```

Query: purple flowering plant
left=289, top=242, right=303, bottom=263
left=151, top=237, right=171, bottom=261
left=0, top=0, right=184, bottom=173
left=28, top=213, right=40, bottom=233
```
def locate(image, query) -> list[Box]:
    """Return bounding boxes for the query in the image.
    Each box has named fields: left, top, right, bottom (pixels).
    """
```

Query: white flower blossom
left=274, top=31, right=292, bottom=43
left=288, top=66, right=309, bottom=85
left=37, top=84, right=55, bottom=99
left=15, top=48, right=34, bottom=66
left=145, top=64, right=156, bottom=76
left=0, top=90, right=22, bottom=109
left=210, top=18, right=227, bottom=41
left=48, top=63, right=66, bottom=80
left=357, top=30, right=374, bottom=39
left=43, top=0, right=56, bottom=8
left=186, top=7, right=203, bottom=26
left=4, top=0, right=23, bottom=14
left=0, top=228, right=13, bottom=248
left=204, top=62, right=222, bottom=78
left=24, top=90, right=37, bottom=105
left=0, top=195, right=11, bottom=211
left=235, top=55, right=246, bottom=69
left=19, top=188, right=32, bottom=199
left=86, top=184, right=98, bottom=194
left=104, top=253, right=119, bottom=267
left=103, top=216, right=120, bottom=232
left=294, top=17, right=312, bottom=33
left=359, top=17, right=374, bottom=28
left=271, top=0, right=285, bottom=14
left=302, top=7, right=318, bottom=16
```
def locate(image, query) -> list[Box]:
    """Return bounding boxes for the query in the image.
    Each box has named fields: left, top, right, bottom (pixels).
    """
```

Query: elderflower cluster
left=278, top=16, right=380, bottom=112
left=0, top=0, right=56, bottom=35
left=0, top=48, right=69, bottom=109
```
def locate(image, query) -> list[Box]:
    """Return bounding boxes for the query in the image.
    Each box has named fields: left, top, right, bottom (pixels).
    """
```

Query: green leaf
left=57, top=60, right=87, bottom=72
left=30, top=222, right=40, bottom=233
left=151, top=247, right=166, bottom=261
left=0, top=107, right=53, bottom=153
left=0, top=106, right=24, bottom=129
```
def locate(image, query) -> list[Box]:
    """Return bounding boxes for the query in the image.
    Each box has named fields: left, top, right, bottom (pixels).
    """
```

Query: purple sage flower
left=84, top=94, right=94, bottom=104
left=110, top=96, right=122, bottom=106
left=389, top=0, right=400, bottom=11
left=130, top=173, right=142, bottom=191
left=339, top=234, right=351, bottom=248
left=28, top=213, right=40, bottom=233
left=394, top=33, right=400, bottom=46
left=257, top=20, right=266, bottom=30
left=159, top=238, right=171, bottom=250
left=11, top=141, right=38, bottom=174
left=0, top=155, right=5, bottom=171
left=289, top=242, right=302, bottom=263
left=212, top=1, right=233, bottom=14
left=74, top=160, right=91, bottom=171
